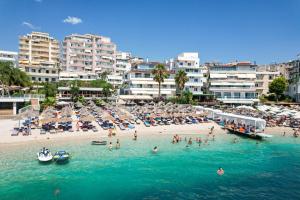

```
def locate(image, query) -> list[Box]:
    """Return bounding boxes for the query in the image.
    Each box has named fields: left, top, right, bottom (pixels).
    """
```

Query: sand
left=0, top=119, right=294, bottom=147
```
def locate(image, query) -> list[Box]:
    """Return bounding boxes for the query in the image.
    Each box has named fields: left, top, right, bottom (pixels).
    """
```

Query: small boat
left=91, top=141, right=107, bottom=145
left=37, top=148, right=53, bottom=163
left=144, top=121, right=151, bottom=127
left=118, top=124, right=126, bottom=130
left=53, top=151, right=70, bottom=163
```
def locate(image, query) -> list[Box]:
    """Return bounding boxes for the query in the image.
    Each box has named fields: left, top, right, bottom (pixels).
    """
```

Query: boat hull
left=227, top=129, right=262, bottom=140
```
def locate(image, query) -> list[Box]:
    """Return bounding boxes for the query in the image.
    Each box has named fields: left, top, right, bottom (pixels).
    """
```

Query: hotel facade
left=207, top=61, right=259, bottom=104
left=172, top=52, right=207, bottom=96
left=18, top=32, right=60, bottom=82
left=123, top=62, right=176, bottom=98
left=0, top=50, right=18, bottom=67
left=62, top=34, right=116, bottom=74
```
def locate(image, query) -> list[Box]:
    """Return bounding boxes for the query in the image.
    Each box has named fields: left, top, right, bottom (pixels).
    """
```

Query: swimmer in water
left=152, top=146, right=158, bottom=153
left=133, top=131, right=137, bottom=140
left=217, top=167, right=224, bottom=175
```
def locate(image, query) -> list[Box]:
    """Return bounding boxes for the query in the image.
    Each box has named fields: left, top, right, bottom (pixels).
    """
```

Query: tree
left=102, top=82, right=113, bottom=100
left=269, top=76, right=288, bottom=102
left=175, top=69, right=189, bottom=97
left=0, top=61, right=31, bottom=87
left=42, top=82, right=57, bottom=98
left=69, top=80, right=80, bottom=102
left=152, top=64, right=169, bottom=98
left=99, top=71, right=109, bottom=80
left=42, top=97, right=56, bottom=109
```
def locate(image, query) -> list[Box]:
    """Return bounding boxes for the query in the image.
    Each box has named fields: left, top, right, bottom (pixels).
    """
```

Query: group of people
left=108, top=139, right=120, bottom=150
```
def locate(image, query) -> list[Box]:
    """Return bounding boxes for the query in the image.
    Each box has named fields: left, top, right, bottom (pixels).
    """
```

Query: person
left=283, top=131, right=286, bottom=136
left=152, top=146, right=158, bottom=153
left=188, top=138, right=192, bottom=145
left=116, top=139, right=120, bottom=149
left=217, top=167, right=224, bottom=176
left=212, top=135, right=215, bottom=141
left=133, top=131, right=137, bottom=140
left=108, top=142, right=113, bottom=151
left=233, top=138, right=238, bottom=143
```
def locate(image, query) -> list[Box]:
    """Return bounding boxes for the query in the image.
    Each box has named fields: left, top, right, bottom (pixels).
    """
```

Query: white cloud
left=22, top=21, right=40, bottom=30
left=63, top=16, right=82, bottom=25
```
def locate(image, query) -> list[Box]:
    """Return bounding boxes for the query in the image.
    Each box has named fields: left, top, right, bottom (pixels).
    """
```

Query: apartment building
left=288, top=59, right=300, bottom=102
left=115, top=51, right=131, bottom=75
left=173, top=52, right=207, bottom=96
left=256, top=65, right=280, bottom=96
left=0, top=50, right=18, bottom=67
left=18, top=32, right=60, bottom=82
left=62, top=34, right=116, bottom=75
left=208, top=61, right=258, bottom=104
left=123, top=62, right=176, bottom=98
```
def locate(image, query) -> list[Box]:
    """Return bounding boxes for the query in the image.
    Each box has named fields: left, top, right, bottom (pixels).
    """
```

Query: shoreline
left=0, top=119, right=295, bottom=147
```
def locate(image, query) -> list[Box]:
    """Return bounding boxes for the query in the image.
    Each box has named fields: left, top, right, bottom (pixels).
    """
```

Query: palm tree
left=175, top=70, right=188, bottom=97
left=152, top=64, right=169, bottom=98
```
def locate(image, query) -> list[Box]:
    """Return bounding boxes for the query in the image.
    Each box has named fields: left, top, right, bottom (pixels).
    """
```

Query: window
left=45, top=78, right=49, bottom=82
left=38, top=78, right=41, bottom=81
left=32, top=69, right=36, bottom=73
left=52, top=78, right=56, bottom=82
left=194, top=88, right=198, bottom=91
left=224, top=92, right=231, bottom=98
left=52, top=71, right=56, bottom=74
left=234, top=93, right=240, bottom=98
left=46, top=70, right=49, bottom=74
left=32, top=77, right=36, bottom=81
left=194, top=79, right=198, bottom=82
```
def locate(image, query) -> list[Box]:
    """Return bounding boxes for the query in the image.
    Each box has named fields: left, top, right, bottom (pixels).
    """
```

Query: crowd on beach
left=219, top=105, right=300, bottom=129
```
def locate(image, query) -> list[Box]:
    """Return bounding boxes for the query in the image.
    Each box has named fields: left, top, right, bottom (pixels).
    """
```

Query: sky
left=0, top=0, right=299, bottom=64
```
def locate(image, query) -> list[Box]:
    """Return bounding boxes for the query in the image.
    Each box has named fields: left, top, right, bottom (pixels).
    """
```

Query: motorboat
left=37, top=147, right=53, bottom=163
left=91, top=141, right=107, bottom=145
left=53, top=151, right=70, bottom=163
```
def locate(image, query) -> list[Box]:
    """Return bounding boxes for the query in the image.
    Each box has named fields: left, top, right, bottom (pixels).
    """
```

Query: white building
left=256, top=65, right=281, bottom=96
left=59, top=71, right=98, bottom=81
left=18, top=32, right=60, bottom=82
left=173, top=52, right=207, bottom=96
left=123, top=62, right=176, bottom=98
left=62, top=34, right=116, bottom=74
left=0, top=50, right=18, bottom=67
left=288, top=59, right=300, bottom=102
left=208, top=61, right=259, bottom=104
left=115, top=51, right=131, bottom=75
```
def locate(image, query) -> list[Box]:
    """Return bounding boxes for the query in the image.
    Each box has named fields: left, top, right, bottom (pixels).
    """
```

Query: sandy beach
left=0, top=119, right=294, bottom=148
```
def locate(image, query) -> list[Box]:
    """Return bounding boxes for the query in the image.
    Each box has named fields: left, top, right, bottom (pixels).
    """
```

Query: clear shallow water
left=0, top=134, right=300, bottom=200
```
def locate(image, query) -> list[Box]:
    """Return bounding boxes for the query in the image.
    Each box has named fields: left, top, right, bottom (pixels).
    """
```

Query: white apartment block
left=123, top=62, right=176, bottom=98
left=256, top=65, right=280, bottom=96
left=62, top=34, right=116, bottom=75
left=173, top=52, right=207, bottom=95
left=288, top=59, right=300, bottom=102
left=0, top=50, right=18, bottom=67
left=208, top=61, right=258, bottom=104
left=115, top=51, right=132, bottom=75
left=18, top=32, right=60, bottom=82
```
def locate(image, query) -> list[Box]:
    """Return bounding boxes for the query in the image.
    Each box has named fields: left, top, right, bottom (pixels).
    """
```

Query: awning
left=119, top=95, right=153, bottom=100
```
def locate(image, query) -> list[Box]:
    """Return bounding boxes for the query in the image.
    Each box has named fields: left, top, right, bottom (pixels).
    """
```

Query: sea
left=0, top=133, right=299, bottom=200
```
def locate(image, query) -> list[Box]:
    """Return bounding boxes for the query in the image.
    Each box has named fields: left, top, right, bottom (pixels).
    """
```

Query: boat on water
left=37, top=147, right=53, bottom=163
left=91, top=141, right=107, bottom=145
left=53, top=151, right=70, bottom=163
left=226, top=127, right=272, bottom=140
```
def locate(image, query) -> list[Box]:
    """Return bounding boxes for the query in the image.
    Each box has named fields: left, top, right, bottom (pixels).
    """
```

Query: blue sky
left=0, top=0, right=299, bottom=64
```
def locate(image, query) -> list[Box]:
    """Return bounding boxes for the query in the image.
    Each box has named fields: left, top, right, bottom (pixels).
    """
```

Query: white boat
left=37, top=148, right=53, bottom=162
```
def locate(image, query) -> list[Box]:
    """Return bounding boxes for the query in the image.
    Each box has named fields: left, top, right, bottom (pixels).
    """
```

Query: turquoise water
left=0, top=134, right=300, bottom=200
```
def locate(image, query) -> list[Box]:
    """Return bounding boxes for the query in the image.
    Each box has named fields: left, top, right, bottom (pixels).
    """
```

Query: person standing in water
left=116, top=139, right=120, bottom=149
left=133, top=131, right=137, bottom=140
left=108, top=142, right=113, bottom=151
